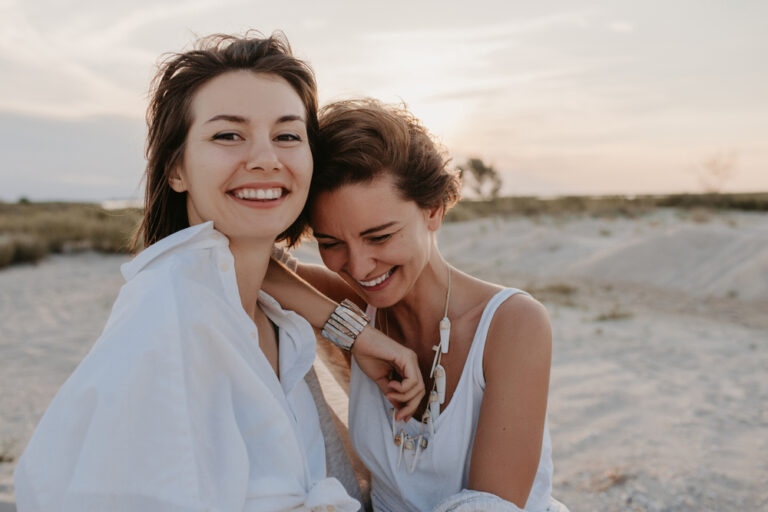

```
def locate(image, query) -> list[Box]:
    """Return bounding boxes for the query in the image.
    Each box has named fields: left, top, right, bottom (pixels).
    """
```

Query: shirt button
left=326, top=506, right=336, bottom=512
left=212, top=232, right=221, bottom=240
left=251, top=331, right=257, bottom=339
left=220, top=263, right=230, bottom=272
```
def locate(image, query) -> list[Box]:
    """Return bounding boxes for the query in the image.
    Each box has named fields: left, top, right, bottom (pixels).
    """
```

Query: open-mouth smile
left=228, top=185, right=288, bottom=207
left=356, top=267, right=397, bottom=290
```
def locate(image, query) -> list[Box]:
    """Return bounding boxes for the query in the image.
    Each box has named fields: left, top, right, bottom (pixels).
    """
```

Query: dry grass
left=527, top=283, right=579, bottom=307
left=0, top=202, right=141, bottom=269
left=445, top=192, right=768, bottom=223
left=590, top=468, right=633, bottom=492
left=594, top=305, right=634, bottom=322
left=3, top=191, right=766, bottom=269
left=0, top=439, right=16, bottom=464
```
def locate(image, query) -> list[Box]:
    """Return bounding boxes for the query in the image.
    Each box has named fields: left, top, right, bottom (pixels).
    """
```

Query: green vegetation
left=445, top=192, right=768, bottom=223
left=0, top=201, right=141, bottom=269
left=458, top=157, right=502, bottom=200
left=1, top=191, right=766, bottom=270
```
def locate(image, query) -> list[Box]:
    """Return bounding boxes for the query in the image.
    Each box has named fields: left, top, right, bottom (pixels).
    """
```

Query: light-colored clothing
left=433, top=490, right=569, bottom=512
left=349, top=289, right=555, bottom=512
left=14, top=222, right=359, bottom=512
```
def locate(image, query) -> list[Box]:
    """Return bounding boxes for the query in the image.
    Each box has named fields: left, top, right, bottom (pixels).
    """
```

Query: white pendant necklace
left=388, top=267, right=452, bottom=473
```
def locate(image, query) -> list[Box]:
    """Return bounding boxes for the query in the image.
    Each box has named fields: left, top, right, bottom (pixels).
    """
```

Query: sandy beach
left=1, top=209, right=766, bottom=511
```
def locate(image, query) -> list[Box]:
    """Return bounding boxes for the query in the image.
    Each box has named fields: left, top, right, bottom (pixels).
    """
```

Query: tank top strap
left=469, top=288, right=529, bottom=390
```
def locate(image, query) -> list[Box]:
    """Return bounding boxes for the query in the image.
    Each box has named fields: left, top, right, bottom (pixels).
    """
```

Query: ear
left=425, top=204, right=445, bottom=232
left=168, top=166, right=187, bottom=193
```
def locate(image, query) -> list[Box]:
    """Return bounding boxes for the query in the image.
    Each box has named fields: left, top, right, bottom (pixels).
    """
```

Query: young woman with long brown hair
left=14, top=35, right=422, bottom=512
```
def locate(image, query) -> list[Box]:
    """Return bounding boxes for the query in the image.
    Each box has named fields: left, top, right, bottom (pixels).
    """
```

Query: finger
left=395, top=394, right=420, bottom=421
left=388, top=375, right=423, bottom=399
left=394, top=364, right=424, bottom=392
left=393, top=372, right=424, bottom=402
left=390, top=370, right=425, bottom=392
left=388, top=384, right=423, bottom=411
left=394, top=353, right=423, bottom=382
left=386, top=391, right=410, bottom=403
left=387, top=379, right=406, bottom=392
left=395, top=384, right=425, bottom=420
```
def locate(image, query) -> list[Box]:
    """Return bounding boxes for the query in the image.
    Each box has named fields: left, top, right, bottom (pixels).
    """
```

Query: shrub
left=11, top=235, right=47, bottom=264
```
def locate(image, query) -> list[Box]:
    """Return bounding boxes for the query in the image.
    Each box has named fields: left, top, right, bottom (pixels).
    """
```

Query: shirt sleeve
left=14, top=275, right=250, bottom=512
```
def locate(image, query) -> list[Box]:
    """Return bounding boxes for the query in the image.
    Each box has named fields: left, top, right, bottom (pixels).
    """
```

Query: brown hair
left=310, top=98, right=460, bottom=217
left=135, top=31, right=317, bottom=249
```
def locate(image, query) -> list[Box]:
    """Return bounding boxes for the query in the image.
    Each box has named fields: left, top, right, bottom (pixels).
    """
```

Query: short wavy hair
left=310, top=98, right=460, bottom=217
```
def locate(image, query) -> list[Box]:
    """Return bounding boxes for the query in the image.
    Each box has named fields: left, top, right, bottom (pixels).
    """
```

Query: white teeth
left=357, top=269, right=393, bottom=287
left=234, top=188, right=283, bottom=200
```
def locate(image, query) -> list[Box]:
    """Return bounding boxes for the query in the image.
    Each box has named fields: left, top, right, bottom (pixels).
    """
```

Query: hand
left=351, top=326, right=424, bottom=421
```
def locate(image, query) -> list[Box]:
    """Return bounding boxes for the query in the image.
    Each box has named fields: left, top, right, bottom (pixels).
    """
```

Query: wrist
left=350, top=324, right=374, bottom=356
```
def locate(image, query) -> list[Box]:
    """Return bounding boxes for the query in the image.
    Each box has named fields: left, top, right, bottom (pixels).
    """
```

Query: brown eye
left=274, top=133, right=302, bottom=142
left=212, top=132, right=242, bottom=141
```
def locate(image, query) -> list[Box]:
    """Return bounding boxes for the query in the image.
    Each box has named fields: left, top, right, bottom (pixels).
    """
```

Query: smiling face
left=169, top=71, right=313, bottom=243
left=311, top=173, right=443, bottom=307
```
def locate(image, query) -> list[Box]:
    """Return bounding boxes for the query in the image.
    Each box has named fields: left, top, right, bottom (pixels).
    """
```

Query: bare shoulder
left=483, top=291, right=552, bottom=379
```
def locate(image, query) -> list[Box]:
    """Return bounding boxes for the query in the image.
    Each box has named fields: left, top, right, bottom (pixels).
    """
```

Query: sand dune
left=1, top=210, right=766, bottom=511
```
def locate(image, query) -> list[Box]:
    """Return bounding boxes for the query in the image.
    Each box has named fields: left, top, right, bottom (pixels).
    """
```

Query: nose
left=246, top=137, right=281, bottom=172
left=345, top=244, right=377, bottom=281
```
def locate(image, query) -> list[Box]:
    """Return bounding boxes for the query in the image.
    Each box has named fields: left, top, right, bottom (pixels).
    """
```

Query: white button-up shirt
left=14, top=222, right=359, bottom=512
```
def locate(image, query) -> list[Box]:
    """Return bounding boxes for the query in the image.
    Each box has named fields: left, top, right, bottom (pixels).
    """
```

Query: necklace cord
left=387, top=266, right=452, bottom=471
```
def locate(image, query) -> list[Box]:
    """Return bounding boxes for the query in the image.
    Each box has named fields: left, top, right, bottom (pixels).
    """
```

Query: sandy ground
left=1, top=209, right=766, bottom=511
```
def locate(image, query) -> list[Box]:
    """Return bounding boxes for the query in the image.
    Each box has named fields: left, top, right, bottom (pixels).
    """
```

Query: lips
left=229, top=186, right=285, bottom=201
left=356, top=267, right=396, bottom=289
left=226, top=181, right=292, bottom=209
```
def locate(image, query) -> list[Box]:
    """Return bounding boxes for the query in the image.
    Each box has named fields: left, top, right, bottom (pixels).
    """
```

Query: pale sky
left=1, top=0, right=766, bottom=201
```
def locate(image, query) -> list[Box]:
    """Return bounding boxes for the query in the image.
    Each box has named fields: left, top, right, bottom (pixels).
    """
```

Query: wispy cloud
left=0, top=0, right=232, bottom=118
left=362, top=12, right=593, bottom=42
left=607, top=20, right=634, bottom=33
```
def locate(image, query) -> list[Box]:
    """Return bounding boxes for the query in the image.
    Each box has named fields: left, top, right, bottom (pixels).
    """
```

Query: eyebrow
left=313, top=221, right=398, bottom=240
left=204, top=114, right=305, bottom=124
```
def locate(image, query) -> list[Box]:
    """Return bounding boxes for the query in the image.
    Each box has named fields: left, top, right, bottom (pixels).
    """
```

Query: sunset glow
left=1, top=0, right=766, bottom=200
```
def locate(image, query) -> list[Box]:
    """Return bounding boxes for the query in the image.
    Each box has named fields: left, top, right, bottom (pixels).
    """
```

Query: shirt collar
left=121, top=222, right=228, bottom=281
left=258, top=290, right=317, bottom=396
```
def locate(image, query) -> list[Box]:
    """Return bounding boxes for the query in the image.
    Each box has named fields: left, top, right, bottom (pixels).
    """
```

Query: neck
left=228, top=237, right=273, bottom=320
left=387, top=243, right=451, bottom=350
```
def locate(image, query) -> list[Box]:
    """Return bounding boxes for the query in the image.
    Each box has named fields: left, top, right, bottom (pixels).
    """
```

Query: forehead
left=310, top=174, right=419, bottom=234
left=189, top=71, right=305, bottom=122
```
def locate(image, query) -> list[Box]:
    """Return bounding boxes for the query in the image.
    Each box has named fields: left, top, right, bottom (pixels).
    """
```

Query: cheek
left=318, top=248, right=343, bottom=272
left=289, top=149, right=313, bottom=186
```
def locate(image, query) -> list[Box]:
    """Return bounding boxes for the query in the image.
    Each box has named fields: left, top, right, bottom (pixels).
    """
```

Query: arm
left=467, top=294, right=552, bottom=507
left=265, top=257, right=424, bottom=420
left=269, top=244, right=362, bottom=307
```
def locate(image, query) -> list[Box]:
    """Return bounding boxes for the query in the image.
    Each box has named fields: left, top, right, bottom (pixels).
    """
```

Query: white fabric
left=432, top=489, right=525, bottom=512
left=271, top=244, right=299, bottom=272
left=349, top=289, right=555, bottom=512
left=14, top=222, right=359, bottom=512
left=433, top=490, right=570, bottom=512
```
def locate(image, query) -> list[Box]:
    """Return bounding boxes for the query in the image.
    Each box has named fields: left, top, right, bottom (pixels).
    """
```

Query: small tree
left=695, top=151, right=738, bottom=193
left=459, top=157, right=502, bottom=200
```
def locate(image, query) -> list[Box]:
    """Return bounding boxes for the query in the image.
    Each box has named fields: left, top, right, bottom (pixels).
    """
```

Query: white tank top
left=349, top=289, right=554, bottom=511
